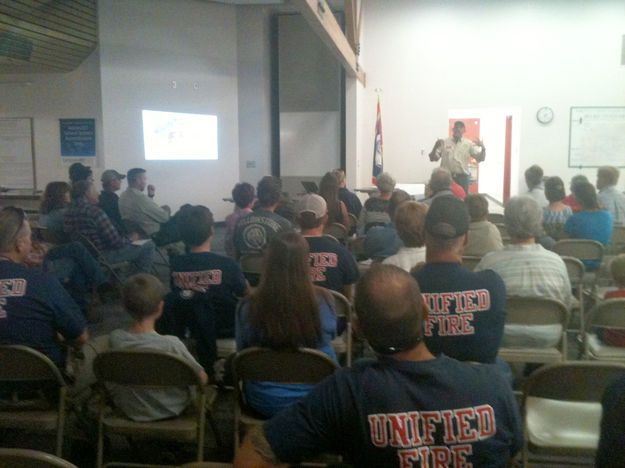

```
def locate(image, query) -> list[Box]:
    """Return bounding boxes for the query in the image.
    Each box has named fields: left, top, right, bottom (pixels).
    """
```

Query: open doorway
left=448, top=108, right=521, bottom=205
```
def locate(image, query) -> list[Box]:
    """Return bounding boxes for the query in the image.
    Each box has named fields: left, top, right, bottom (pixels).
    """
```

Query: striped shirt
left=64, top=197, right=127, bottom=252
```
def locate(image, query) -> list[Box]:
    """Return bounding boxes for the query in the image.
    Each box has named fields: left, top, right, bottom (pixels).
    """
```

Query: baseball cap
left=101, top=169, right=126, bottom=184
left=297, top=194, right=327, bottom=219
left=424, top=195, right=470, bottom=239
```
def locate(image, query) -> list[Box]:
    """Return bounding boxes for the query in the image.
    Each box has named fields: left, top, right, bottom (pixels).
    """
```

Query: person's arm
left=138, top=194, right=170, bottom=223
left=93, top=207, right=125, bottom=249
left=340, top=201, right=350, bottom=229
left=472, top=138, right=486, bottom=162
left=429, top=138, right=444, bottom=161
left=235, top=425, right=287, bottom=468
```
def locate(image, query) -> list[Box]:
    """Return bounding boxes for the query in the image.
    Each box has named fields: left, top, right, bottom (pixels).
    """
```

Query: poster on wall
left=60, top=118, right=95, bottom=157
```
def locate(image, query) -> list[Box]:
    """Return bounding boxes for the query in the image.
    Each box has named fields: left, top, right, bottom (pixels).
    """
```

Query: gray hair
left=429, top=168, right=452, bottom=193
left=376, top=172, right=396, bottom=194
left=504, top=196, right=543, bottom=240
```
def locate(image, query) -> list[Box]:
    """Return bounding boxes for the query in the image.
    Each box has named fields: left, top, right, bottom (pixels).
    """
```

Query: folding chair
left=553, top=239, right=604, bottom=296
left=497, top=296, right=569, bottom=364
left=562, top=256, right=586, bottom=337
left=461, top=255, right=482, bottom=272
left=93, top=350, right=217, bottom=468
left=326, top=289, right=354, bottom=367
left=323, top=223, right=348, bottom=243
left=347, top=213, right=358, bottom=233
left=232, top=347, right=339, bottom=452
left=521, top=361, right=625, bottom=467
left=75, top=232, right=129, bottom=284
left=0, top=448, right=78, bottom=468
left=0, top=345, right=68, bottom=457
left=584, top=298, right=625, bottom=361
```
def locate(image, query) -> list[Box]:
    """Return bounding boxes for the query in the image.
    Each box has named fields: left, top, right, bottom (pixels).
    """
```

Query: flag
left=372, top=97, right=383, bottom=184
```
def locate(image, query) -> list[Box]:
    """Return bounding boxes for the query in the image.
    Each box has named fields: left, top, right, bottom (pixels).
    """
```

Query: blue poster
left=60, top=119, right=95, bottom=157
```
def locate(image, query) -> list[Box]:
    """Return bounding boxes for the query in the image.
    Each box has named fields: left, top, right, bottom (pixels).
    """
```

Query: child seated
left=600, top=254, right=625, bottom=347
left=110, top=273, right=208, bottom=422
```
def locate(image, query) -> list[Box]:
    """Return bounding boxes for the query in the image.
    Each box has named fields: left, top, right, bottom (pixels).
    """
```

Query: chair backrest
left=0, top=448, right=79, bottom=468
left=326, top=289, right=352, bottom=321
left=461, top=255, right=482, bottom=272
left=239, top=253, right=264, bottom=276
left=562, top=256, right=585, bottom=287
left=487, top=213, right=505, bottom=224
left=608, top=226, right=625, bottom=254
left=505, top=296, right=569, bottom=327
left=586, top=298, right=625, bottom=330
left=348, top=213, right=358, bottom=231
left=323, top=223, right=348, bottom=242
left=232, top=347, right=338, bottom=385
left=553, top=239, right=604, bottom=262
left=0, top=345, right=66, bottom=386
left=93, top=350, right=203, bottom=387
left=523, top=362, right=625, bottom=403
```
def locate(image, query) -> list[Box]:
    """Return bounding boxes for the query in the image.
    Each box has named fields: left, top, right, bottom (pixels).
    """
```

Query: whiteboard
left=0, top=118, right=35, bottom=189
left=568, top=107, right=625, bottom=168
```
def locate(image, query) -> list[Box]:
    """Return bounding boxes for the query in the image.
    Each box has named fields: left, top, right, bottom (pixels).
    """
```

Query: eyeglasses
left=1, top=207, right=27, bottom=245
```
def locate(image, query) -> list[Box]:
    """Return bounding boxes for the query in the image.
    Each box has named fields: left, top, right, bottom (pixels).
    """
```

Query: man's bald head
left=355, top=265, right=425, bottom=355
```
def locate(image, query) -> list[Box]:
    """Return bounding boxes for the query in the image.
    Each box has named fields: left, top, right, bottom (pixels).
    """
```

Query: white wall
left=98, top=0, right=240, bottom=220
left=356, top=0, right=625, bottom=196
left=0, top=49, right=103, bottom=189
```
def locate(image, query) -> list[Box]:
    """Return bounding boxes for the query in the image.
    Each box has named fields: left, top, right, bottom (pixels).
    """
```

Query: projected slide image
left=142, top=110, right=218, bottom=160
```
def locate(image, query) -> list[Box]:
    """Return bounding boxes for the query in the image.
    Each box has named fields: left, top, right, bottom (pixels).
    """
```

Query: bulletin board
left=0, top=118, right=35, bottom=189
left=568, top=107, right=625, bottom=168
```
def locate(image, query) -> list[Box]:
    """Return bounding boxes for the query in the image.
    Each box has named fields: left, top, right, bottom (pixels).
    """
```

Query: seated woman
left=235, top=232, right=337, bottom=418
left=464, top=194, right=503, bottom=257
left=319, top=171, right=350, bottom=230
left=542, top=176, right=573, bottom=241
left=40, top=181, right=71, bottom=242
left=564, top=182, right=613, bottom=269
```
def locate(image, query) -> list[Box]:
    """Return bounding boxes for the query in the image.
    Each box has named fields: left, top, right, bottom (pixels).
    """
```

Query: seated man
left=423, top=167, right=459, bottom=205
left=358, top=172, right=396, bottom=233
left=0, top=207, right=88, bottom=367
left=161, top=205, right=247, bottom=375
left=464, top=193, right=503, bottom=256
left=234, top=176, right=292, bottom=258
left=364, top=189, right=410, bottom=261
left=110, top=273, right=208, bottom=422
left=413, top=196, right=507, bottom=366
left=98, top=169, right=126, bottom=233
left=382, top=201, right=428, bottom=272
left=524, top=164, right=548, bottom=208
left=234, top=265, right=522, bottom=467
left=64, top=181, right=155, bottom=273
left=297, top=194, right=359, bottom=301
left=475, top=196, right=572, bottom=348
left=596, top=165, right=625, bottom=226
left=333, top=168, right=362, bottom=218
left=68, top=162, right=93, bottom=184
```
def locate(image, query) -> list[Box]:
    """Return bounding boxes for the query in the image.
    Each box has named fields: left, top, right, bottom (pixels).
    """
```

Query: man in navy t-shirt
left=413, top=196, right=506, bottom=365
left=161, top=205, right=247, bottom=376
left=234, top=265, right=522, bottom=468
left=297, top=194, right=359, bottom=301
left=0, top=207, right=88, bottom=367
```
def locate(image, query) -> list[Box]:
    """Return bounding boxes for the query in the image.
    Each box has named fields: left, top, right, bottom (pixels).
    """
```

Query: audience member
left=358, top=171, right=395, bottom=233
left=64, top=181, right=155, bottom=273
left=564, top=182, right=613, bottom=268
left=464, top=193, right=503, bottom=256
left=318, top=171, right=349, bottom=229
left=0, top=207, right=88, bottom=367
left=235, top=232, right=337, bottom=418
left=99, top=169, right=126, bottom=233
left=598, top=254, right=625, bottom=347
left=363, top=189, right=410, bottom=261
left=234, top=265, right=522, bottom=468
left=597, top=166, right=625, bottom=226
left=110, top=273, right=208, bottom=422
left=233, top=176, right=292, bottom=257
left=297, top=194, right=359, bottom=301
left=68, top=162, right=93, bottom=184
left=475, top=196, right=572, bottom=348
left=596, top=374, right=625, bottom=468
left=118, top=168, right=170, bottom=238
left=524, top=164, right=548, bottom=208
left=382, top=201, right=427, bottom=271
left=563, top=174, right=588, bottom=214
left=333, top=168, right=362, bottom=217
left=542, top=176, right=573, bottom=241
left=160, top=205, right=247, bottom=376
left=424, top=167, right=457, bottom=205
left=225, top=182, right=255, bottom=258
left=413, top=196, right=507, bottom=367
left=40, top=181, right=71, bottom=241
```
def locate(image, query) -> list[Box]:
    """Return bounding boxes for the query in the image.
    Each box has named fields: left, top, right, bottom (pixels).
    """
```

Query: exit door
left=449, top=118, right=480, bottom=194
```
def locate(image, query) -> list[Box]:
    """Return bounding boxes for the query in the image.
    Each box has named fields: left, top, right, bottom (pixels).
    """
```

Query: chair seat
left=526, top=396, right=601, bottom=450
left=0, top=409, right=58, bottom=431
left=101, top=412, right=198, bottom=441
left=216, top=338, right=236, bottom=358
left=498, top=347, right=563, bottom=363
left=587, top=334, right=625, bottom=360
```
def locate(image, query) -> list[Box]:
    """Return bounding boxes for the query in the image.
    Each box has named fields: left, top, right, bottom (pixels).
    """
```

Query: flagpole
left=371, top=88, right=383, bottom=185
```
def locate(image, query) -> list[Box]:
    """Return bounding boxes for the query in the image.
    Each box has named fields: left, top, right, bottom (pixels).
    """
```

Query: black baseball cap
left=424, top=195, right=470, bottom=239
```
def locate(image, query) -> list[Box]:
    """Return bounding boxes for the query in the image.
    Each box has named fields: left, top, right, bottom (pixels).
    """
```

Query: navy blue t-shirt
left=169, top=251, right=246, bottom=334
left=413, top=262, right=506, bottom=364
left=265, top=355, right=522, bottom=467
left=305, top=236, right=359, bottom=293
left=0, top=260, right=86, bottom=366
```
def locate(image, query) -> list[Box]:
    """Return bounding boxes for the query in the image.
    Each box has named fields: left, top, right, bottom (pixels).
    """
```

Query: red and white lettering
left=451, top=444, right=473, bottom=467
left=368, top=414, right=388, bottom=447
left=477, top=289, right=490, bottom=310
left=431, top=446, right=451, bottom=468
left=461, top=313, right=475, bottom=334
left=388, top=413, right=411, bottom=448
left=454, top=291, right=465, bottom=313
left=455, top=408, right=478, bottom=442
left=462, top=290, right=477, bottom=312
left=448, top=315, right=462, bottom=335
left=440, top=293, right=454, bottom=314
left=398, top=449, right=420, bottom=468
left=475, top=405, right=496, bottom=439
left=440, top=410, right=457, bottom=444
left=416, top=446, right=431, bottom=468
left=408, top=412, right=422, bottom=445
left=421, top=411, right=441, bottom=444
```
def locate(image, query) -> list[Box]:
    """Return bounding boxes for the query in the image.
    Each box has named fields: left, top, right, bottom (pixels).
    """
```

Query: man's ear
left=321, top=214, right=329, bottom=228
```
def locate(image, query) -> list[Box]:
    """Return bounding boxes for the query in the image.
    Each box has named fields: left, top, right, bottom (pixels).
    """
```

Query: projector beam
left=290, top=0, right=366, bottom=86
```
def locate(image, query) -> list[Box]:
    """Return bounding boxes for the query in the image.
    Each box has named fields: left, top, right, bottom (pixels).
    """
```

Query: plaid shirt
left=64, top=197, right=126, bottom=251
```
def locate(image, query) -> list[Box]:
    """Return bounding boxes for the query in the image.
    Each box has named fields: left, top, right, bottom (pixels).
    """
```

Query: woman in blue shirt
left=236, top=231, right=337, bottom=417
